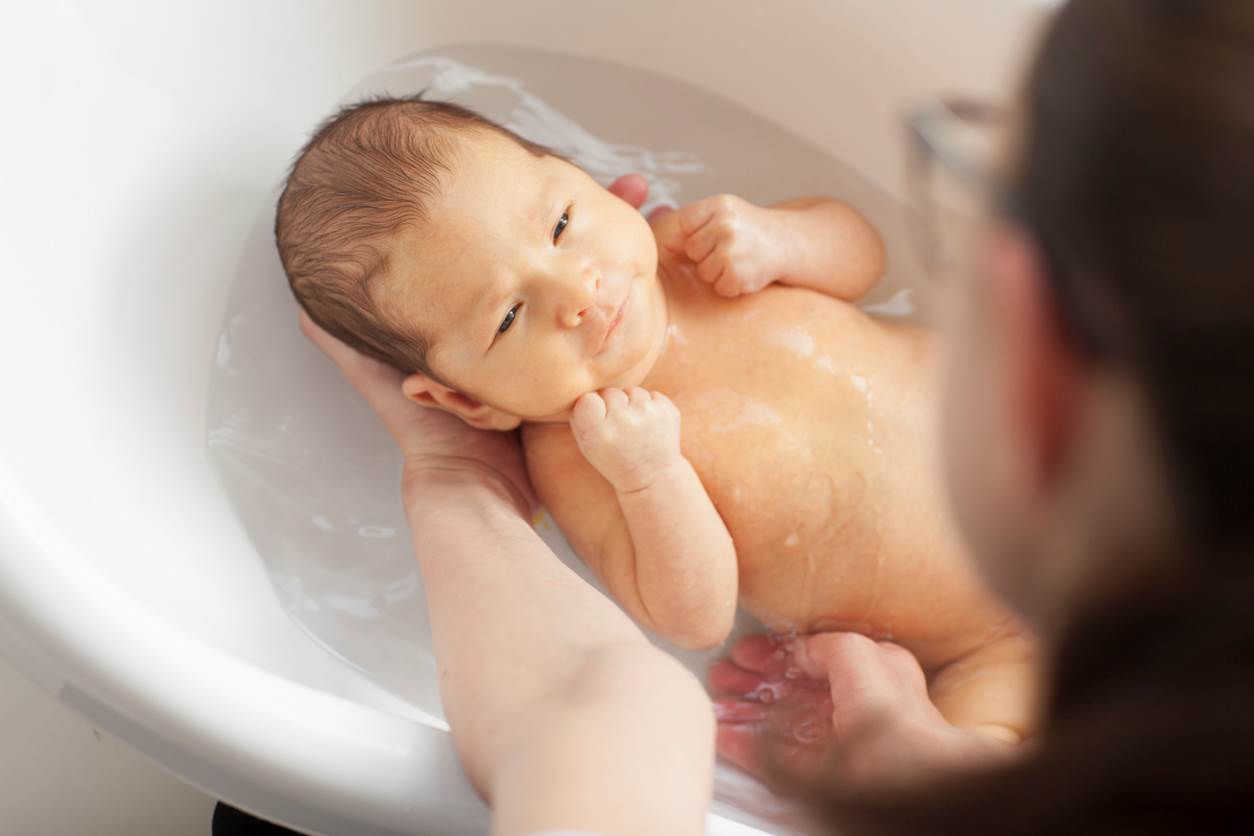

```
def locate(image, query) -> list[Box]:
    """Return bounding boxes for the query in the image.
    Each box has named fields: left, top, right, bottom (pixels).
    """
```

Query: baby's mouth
left=594, top=287, right=632, bottom=356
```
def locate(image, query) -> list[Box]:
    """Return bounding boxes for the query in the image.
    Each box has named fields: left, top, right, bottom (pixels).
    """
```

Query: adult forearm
left=405, top=469, right=714, bottom=836
left=406, top=471, right=642, bottom=788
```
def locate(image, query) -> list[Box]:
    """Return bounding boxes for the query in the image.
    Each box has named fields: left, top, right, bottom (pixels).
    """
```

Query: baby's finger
left=650, top=390, right=677, bottom=410
left=651, top=391, right=680, bottom=422
left=678, top=197, right=719, bottom=236
left=696, top=253, right=726, bottom=285
left=713, top=272, right=744, bottom=298
left=650, top=207, right=688, bottom=257
left=627, top=387, right=650, bottom=406
left=683, top=220, right=723, bottom=265
left=601, top=387, right=629, bottom=412
left=571, top=391, right=607, bottom=428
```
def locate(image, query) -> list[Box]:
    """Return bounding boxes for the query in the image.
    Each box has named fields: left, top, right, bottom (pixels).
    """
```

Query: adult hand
left=608, top=172, right=676, bottom=225
left=298, top=173, right=660, bottom=514
left=299, top=310, right=536, bottom=515
left=710, top=633, right=1007, bottom=791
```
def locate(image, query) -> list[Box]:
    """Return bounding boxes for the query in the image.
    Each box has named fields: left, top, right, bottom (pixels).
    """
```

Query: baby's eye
left=553, top=209, right=570, bottom=243
left=498, top=303, right=521, bottom=334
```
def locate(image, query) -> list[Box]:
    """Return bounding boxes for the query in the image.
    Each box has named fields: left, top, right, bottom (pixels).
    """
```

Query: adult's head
left=941, top=0, right=1254, bottom=634
left=794, top=4, right=1254, bottom=829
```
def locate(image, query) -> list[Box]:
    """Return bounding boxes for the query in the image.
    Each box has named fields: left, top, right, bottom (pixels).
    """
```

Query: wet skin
left=528, top=258, right=1023, bottom=662
left=388, top=132, right=1035, bottom=737
left=524, top=243, right=1035, bottom=738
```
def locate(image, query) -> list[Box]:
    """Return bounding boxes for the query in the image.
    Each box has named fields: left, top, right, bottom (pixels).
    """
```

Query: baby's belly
left=705, top=441, right=1008, bottom=668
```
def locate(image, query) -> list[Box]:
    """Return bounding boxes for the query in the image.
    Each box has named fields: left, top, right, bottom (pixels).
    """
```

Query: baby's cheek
left=516, top=365, right=597, bottom=418
left=607, top=202, right=656, bottom=271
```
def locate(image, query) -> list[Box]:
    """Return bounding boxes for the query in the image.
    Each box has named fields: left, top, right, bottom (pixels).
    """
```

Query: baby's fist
left=571, top=388, right=682, bottom=493
left=660, top=194, right=783, bottom=298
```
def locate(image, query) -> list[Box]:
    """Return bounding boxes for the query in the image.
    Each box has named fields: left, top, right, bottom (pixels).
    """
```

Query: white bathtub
left=0, top=2, right=1047, bottom=834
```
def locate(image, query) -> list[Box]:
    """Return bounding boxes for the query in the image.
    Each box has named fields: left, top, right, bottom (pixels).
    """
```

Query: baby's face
left=382, top=131, right=665, bottom=422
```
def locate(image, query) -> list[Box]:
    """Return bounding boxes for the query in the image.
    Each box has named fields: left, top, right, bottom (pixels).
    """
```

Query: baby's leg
left=927, top=633, right=1041, bottom=743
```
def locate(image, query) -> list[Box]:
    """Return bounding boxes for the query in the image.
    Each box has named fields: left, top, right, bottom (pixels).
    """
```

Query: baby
left=277, top=97, right=1037, bottom=742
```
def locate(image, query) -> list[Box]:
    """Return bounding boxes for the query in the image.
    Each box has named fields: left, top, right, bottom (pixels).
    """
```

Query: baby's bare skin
left=524, top=200, right=1035, bottom=740
left=379, top=132, right=1035, bottom=739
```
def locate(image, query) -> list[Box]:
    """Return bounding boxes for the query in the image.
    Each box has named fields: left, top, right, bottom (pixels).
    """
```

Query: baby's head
left=276, top=96, right=665, bottom=430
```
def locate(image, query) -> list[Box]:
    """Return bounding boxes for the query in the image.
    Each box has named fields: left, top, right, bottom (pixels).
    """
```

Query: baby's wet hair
left=275, top=94, right=552, bottom=379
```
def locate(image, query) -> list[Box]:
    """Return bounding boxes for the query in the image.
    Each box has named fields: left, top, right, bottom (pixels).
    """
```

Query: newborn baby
left=277, top=97, right=1036, bottom=741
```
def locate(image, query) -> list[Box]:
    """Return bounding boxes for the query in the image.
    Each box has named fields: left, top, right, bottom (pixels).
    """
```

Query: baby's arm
left=657, top=194, right=886, bottom=301
left=528, top=388, right=738, bottom=651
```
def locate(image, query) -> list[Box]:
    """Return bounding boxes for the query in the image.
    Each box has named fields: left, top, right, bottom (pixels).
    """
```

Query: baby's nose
left=563, top=272, right=601, bottom=328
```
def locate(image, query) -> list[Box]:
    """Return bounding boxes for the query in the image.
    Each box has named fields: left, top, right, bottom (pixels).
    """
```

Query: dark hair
left=803, top=1, right=1254, bottom=831
left=274, top=95, right=550, bottom=378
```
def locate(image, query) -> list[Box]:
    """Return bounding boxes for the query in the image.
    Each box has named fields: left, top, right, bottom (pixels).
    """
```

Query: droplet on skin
left=792, top=718, right=826, bottom=744
left=666, top=322, right=688, bottom=345
left=770, top=325, right=815, bottom=358
left=784, top=532, right=800, bottom=547
left=750, top=681, right=784, bottom=704
left=850, top=374, right=869, bottom=394
left=816, top=355, right=835, bottom=374
left=706, top=394, right=782, bottom=434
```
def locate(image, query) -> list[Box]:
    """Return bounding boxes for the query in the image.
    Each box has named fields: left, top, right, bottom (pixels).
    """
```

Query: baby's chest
left=652, top=294, right=899, bottom=550
left=671, top=386, right=860, bottom=551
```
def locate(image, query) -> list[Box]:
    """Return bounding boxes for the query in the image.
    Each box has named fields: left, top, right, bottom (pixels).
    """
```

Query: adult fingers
left=607, top=173, right=648, bottom=209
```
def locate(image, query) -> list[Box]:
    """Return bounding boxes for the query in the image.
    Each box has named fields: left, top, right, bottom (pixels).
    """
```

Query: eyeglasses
left=905, top=98, right=1008, bottom=278
left=905, top=98, right=1123, bottom=358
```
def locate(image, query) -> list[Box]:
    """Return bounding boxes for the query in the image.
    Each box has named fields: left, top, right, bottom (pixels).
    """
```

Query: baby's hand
left=657, top=194, right=786, bottom=298
left=571, top=388, right=683, bottom=494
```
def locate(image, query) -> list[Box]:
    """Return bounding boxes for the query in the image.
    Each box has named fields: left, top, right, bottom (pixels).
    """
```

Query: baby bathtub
left=0, top=2, right=1048, bottom=833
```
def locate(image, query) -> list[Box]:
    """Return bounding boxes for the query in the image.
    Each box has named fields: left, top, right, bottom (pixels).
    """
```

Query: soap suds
left=713, top=399, right=783, bottom=434
left=770, top=326, right=815, bottom=358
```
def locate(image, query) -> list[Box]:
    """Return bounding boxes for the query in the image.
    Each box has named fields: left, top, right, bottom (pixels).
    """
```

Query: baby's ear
left=401, top=373, right=522, bottom=431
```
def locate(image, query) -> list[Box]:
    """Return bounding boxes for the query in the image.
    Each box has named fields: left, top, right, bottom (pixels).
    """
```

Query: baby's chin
left=516, top=365, right=654, bottom=425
